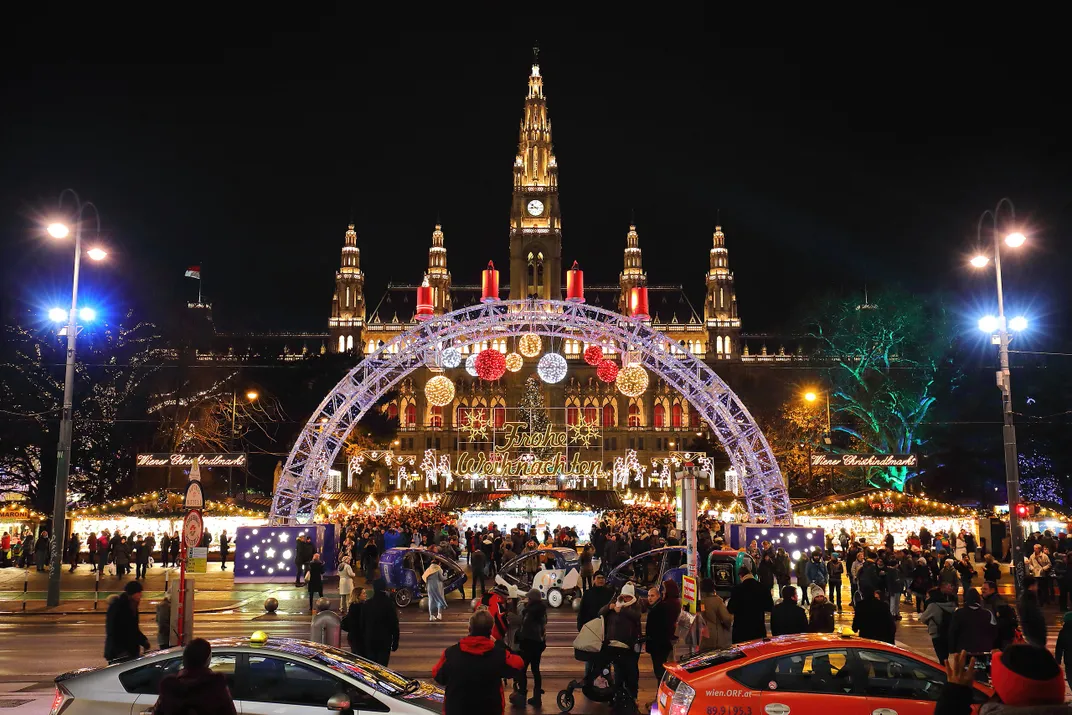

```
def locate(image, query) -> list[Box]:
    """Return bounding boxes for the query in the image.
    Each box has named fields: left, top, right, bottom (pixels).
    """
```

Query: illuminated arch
left=270, top=299, right=790, bottom=524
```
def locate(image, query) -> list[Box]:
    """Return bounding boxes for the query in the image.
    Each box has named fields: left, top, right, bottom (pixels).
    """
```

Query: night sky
left=4, top=17, right=1071, bottom=348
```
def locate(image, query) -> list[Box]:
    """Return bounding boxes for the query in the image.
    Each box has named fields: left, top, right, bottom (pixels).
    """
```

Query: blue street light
left=978, top=315, right=999, bottom=333
left=78, top=307, right=96, bottom=322
left=1009, top=316, right=1028, bottom=332
left=48, top=307, right=67, bottom=322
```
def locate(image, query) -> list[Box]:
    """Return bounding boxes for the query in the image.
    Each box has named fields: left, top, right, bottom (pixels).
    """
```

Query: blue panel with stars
left=233, top=524, right=337, bottom=583
left=728, top=524, right=825, bottom=564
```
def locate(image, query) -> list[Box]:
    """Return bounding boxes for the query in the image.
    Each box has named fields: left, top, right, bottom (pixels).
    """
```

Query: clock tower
left=509, top=61, right=562, bottom=300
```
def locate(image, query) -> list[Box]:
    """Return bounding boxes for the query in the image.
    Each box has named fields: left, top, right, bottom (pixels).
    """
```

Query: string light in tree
left=424, top=375, right=456, bottom=406
left=615, top=365, right=649, bottom=397
left=596, top=359, right=619, bottom=383
left=465, top=353, right=479, bottom=377
left=518, top=333, right=542, bottom=358
left=505, top=352, right=524, bottom=372
left=537, top=353, right=567, bottom=384
left=583, top=345, right=603, bottom=366
left=441, top=347, right=462, bottom=369
left=474, top=348, right=507, bottom=380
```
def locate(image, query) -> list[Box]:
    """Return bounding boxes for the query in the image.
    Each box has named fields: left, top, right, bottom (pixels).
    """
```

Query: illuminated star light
left=459, top=410, right=489, bottom=441
left=265, top=548, right=276, bottom=558
left=568, top=413, right=600, bottom=447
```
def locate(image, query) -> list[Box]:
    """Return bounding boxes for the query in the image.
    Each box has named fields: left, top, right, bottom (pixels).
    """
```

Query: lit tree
left=1019, top=449, right=1064, bottom=505
left=517, top=376, right=552, bottom=457
left=807, top=289, right=958, bottom=492
left=0, top=313, right=161, bottom=508
left=762, top=398, right=868, bottom=497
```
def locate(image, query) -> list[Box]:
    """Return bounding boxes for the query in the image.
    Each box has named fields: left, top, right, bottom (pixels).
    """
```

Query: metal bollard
left=23, top=569, right=28, bottom=611
left=164, top=568, right=170, bottom=596
left=94, top=568, right=100, bottom=610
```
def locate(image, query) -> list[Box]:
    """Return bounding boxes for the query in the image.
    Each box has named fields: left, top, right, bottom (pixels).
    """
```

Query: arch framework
left=270, top=300, right=791, bottom=525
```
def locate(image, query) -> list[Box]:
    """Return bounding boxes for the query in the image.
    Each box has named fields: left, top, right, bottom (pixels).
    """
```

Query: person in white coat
left=338, top=556, right=356, bottom=611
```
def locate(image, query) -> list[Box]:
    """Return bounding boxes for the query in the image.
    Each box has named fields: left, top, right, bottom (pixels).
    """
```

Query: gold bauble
left=424, top=375, right=456, bottom=406
left=615, top=365, right=649, bottom=397
left=518, top=333, right=542, bottom=358
left=505, top=352, right=524, bottom=372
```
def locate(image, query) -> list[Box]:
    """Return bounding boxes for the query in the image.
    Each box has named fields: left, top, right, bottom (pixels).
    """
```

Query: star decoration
left=568, top=413, right=600, bottom=447
left=459, top=410, right=489, bottom=441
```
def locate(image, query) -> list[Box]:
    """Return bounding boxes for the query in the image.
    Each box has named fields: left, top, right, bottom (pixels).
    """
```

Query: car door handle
left=764, top=705, right=790, bottom=715
left=872, top=709, right=898, bottom=715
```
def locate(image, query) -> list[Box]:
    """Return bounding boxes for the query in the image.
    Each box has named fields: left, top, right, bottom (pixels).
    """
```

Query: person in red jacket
left=475, top=579, right=516, bottom=642
left=433, top=609, right=524, bottom=715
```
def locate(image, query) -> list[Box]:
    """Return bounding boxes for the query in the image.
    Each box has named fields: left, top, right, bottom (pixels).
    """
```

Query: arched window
left=387, top=403, right=399, bottom=421
left=602, top=403, right=615, bottom=427
left=345, top=286, right=350, bottom=307
left=566, top=406, right=578, bottom=425
left=346, top=335, right=354, bottom=351
left=367, top=339, right=376, bottom=353
left=681, top=401, right=690, bottom=428
left=457, top=405, right=469, bottom=425
left=493, top=405, right=506, bottom=428
left=628, top=402, right=641, bottom=428
left=654, top=403, right=665, bottom=428
left=338, top=336, right=345, bottom=353
left=583, top=405, right=598, bottom=424
left=671, top=402, right=683, bottom=428
left=716, top=336, right=724, bottom=355
left=725, top=336, right=732, bottom=355
left=430, top=405, right=442, bottom=428
left=405, top=403, right=416, bottom=427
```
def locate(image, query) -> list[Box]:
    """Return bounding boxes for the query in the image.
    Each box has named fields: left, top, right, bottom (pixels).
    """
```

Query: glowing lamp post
left=44, top=189, right=107, bottom=608
left=970, top=198, right=1029, bottom=598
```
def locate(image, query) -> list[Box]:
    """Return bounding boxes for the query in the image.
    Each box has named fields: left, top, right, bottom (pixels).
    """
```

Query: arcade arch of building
left=270, top=299, right=791, bottom=525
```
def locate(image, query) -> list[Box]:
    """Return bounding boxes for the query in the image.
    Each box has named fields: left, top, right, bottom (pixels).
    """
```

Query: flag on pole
left=185, top=266, right=201, bottom=279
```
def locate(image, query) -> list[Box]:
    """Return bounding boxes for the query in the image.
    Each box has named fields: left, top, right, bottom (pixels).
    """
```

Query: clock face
left=526, top=199, right=545, bottom=216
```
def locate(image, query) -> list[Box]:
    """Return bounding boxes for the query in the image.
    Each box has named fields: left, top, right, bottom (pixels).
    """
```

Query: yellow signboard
left=681, top=575, right=698, bottom=614
left=187, top=546, right=207, bottom=574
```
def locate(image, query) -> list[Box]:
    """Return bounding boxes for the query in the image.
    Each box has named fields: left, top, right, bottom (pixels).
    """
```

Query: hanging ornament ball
left=465, top=353, right=479, bottom=377
left=425, top=375, right=456, bottom=406
left=505, top=352, right=524, bottom=372
left=583, top=345, right=604, bottom=366
left=475, top=349, right=507, bottom=381
left=615, top=365, right=649, bottom=397
left=441, top=347, right=462, bottom=369
left=596, top=359, right=619, bottom=383
left=518, top=333, right=542, bottom=358
left=537, top=353, right=568, bottom=384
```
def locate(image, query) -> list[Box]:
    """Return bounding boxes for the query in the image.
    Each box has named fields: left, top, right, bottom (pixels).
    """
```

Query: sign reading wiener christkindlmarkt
left=136, top=453, right=248, bottom=468
left=809, top=453, right=917, bottom=468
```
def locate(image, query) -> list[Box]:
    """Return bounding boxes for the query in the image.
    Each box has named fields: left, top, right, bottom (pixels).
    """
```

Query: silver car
left=49, top=636, right=443, bottom=714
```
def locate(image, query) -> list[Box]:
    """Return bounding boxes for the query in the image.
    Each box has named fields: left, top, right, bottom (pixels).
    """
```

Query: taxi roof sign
left=250, top=631, right=269, bottom=647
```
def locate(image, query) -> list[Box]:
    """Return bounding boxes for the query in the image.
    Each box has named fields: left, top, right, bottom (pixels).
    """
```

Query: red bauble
left=596, top=359, right=619, bottom=383
left=583, top=345, right=603, bottom=366
left=474, top=349, right=507, bottom=380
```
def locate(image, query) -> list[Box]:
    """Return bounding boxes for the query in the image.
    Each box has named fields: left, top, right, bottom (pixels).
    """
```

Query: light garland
left=518, top=333, right=542, bottom=358
left=465, top=353, right=478, bottom=377
left=596, top=359, right=619, bottom=383
left=69, top=491, right=264, bottom=518
left=441, top=347, right=462, bottom=369
left=424, top=375, right=456, bottom=406
left=615, top=364, right=649, bottom=397
left=505, top=352, right=524, bottom=372
left=583, top=345, right=603, bottom=366
left=474, top=348, right=506, bottom=381
left=537, top=353, right=567, bottom=384
left=795, top=490, right=976, bottom=517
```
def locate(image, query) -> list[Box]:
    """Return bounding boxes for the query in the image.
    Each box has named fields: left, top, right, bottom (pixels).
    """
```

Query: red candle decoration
left=566, top=260, right=585, bottom=303
left=474, top=348, right=507, bottom=381
left=481, top=261, right=499, bottom=303
left=415, top=275, right=433, bottom=321
left=596, top=359, right=619, bottom=383
left=629, top=286, right=650, bottom=320
left=583, top=344, right=603, bottom=366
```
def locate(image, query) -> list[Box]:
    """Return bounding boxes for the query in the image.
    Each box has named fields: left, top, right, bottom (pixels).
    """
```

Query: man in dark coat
left=948, top=588, right=998, bottom=655
left=134, top=536, right=150, bottom=579
left=104, top=581, right=150, bottom=662
left=852, top=588, right=896, bottom=644
left=770, top=585, right=809, bottom=636
left=361, top=581, right=400, bottom=666
left=433, top=609, right=524, bottom=715
left=293, top=535, right=307, bottom=587
left=1018, top=576, right=1048, bottom=648
left=219, top=530, right=230, bottom=571
left=577, top=573, right=613, bottom=630
left=470, top=545, right=487, bottom=598
left=728, top=567, right=773, bottom=643
left=304, top=553, right=325, bottom=610
left=154, top=638, right=237, bottom=715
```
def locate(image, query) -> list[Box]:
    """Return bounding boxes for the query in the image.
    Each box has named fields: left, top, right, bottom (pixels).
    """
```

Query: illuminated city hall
left=321, top=61, right=786, bottom=507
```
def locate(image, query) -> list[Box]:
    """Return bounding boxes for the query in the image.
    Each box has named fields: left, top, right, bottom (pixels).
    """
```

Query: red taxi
left=657, top=634, right=992, bottom=715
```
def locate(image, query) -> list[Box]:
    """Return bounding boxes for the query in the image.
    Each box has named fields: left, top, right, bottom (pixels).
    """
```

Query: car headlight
left=669, top=680, right=695, bottom=715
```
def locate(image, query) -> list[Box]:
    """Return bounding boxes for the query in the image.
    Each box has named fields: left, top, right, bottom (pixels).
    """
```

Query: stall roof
left=795, top=489, right=975, bottom=517
left=69, top=491, right=266, bottom=518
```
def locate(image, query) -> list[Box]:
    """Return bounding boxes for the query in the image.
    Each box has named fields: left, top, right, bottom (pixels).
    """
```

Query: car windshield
left=308, top=645, right=415, bottom=696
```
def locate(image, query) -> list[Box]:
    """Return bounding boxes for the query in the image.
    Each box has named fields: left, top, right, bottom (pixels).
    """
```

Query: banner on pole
left=187, top=547, right=207, bottom=573
left=681, top=575, right=698, bottom=614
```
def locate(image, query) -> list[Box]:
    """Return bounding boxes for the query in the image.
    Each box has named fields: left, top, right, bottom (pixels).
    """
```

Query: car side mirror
left=327, top=692, right=352, bottom=713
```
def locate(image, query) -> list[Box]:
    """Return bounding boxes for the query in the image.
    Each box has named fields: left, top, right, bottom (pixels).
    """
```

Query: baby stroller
left=557, top=616, right=639, bottom=714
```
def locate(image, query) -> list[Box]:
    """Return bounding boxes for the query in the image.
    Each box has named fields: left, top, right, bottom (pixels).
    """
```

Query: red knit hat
left=989, top=646, right=1066, bottom=706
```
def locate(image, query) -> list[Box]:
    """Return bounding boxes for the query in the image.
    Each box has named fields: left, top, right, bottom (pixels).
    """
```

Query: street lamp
left=45, top=190, right=104, bottom=608
left=803, top=389, right=834, bottom=487
left=970, top=197, right=1027, bottom=598
left=230, top=388, right=258, bottom=498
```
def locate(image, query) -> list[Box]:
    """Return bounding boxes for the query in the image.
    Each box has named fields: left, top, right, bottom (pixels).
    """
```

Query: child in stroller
left=557, top=643, right=641, bottom=714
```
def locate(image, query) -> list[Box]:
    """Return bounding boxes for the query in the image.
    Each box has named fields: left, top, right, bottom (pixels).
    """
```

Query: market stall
left=0, top=499, right=47, bottom=539
left=794, top=490, right=977, bottom=550
left=69, top=491, right=267, bottom=555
